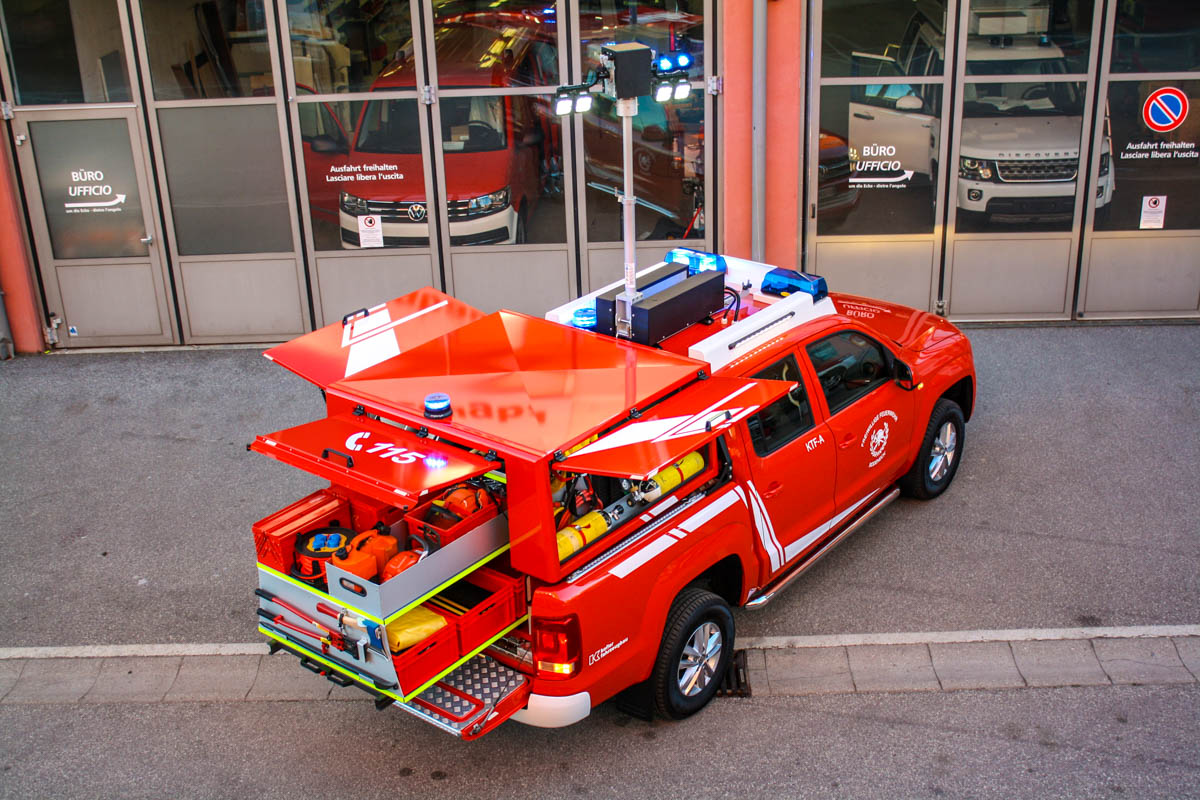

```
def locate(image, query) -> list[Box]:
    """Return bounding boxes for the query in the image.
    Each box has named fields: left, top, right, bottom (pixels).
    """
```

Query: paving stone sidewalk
left=1, top=636, right=1196, bottom=705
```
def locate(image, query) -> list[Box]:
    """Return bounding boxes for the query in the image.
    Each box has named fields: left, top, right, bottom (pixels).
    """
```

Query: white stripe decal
left=677, top=489, right=741, bottom=532
left=610, top=534, right=677, bottom=578
left=609, top=490, right=740, bottom=578
left=745, top=481, right=784, bottom=570
left=646, top=495, right=679, bottom=517
left=782, top=491, right=879, bottom=562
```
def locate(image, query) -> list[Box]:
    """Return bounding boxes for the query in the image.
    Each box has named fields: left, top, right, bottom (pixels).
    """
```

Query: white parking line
left=739, top=624, right=1200, bottom=650
left=0, top=625, right=1195, bottom=660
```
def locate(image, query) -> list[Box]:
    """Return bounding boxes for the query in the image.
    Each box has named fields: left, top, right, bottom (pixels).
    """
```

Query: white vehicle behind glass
left=849, top=0, right=1113, bottom=225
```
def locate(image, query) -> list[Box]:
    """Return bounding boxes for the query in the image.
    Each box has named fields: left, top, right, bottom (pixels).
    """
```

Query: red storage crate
left=405, top=498, right=499, bottom=549
left=437, top=567, right=524, bottom=656
left=390, top=605, right=459, bottom=695
left=252, top=490, right=348, bottom=573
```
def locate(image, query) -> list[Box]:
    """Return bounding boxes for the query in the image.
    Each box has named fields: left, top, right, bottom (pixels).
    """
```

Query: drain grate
left=715, top=649, right=751, bottom=698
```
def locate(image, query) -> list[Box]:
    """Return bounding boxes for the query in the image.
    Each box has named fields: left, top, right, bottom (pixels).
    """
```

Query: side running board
left=744, top=486, right=901, bottom=609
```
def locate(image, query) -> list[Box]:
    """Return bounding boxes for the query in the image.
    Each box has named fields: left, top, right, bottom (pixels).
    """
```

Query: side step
left=393, top=652, right=530, bottom=740
left=744, top=486, right=901, bottom=609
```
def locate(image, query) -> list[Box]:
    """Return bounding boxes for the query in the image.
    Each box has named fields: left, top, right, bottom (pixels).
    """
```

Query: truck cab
left=247, top=252, right=975, bottom=739
left=849, top=0, right=1113, bottom=224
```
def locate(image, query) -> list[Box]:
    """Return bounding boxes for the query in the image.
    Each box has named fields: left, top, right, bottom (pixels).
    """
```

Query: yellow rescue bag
left=386, top=605, right=447, bottom=653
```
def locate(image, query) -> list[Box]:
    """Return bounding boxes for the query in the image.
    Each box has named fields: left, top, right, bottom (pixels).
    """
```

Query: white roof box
left=967, top=0, right=1050, bottom=36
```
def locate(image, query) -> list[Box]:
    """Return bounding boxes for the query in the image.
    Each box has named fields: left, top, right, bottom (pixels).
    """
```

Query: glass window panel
left=1111, top=2, right=1200, bottom=74
left=583, top=91, right=704, bottom=242
left=286, top=0, right=411, bottom=94
left=955, top=80, right=1084, bottom=233
left=1095, top=80, right=1200, bottom=232
left=28, top=119, right=146, bottom=259
left=824, top=0, right=947, bottom=79
left=439, top=93, right=565, bottom=245
left=158, top=105, right=292, bottom=254
left=966, top=0, right=1092, bottom=75
left=307, top=96, right=425, bottom=249
left=430, top=4, right=559, bottom=89
left=141, top=0, right=273, bottom=100
left=818, top=84, right=941, bottom=235
left=579, top=0, right=703, bottom=81
left=0, top=0, right=130, bottom=104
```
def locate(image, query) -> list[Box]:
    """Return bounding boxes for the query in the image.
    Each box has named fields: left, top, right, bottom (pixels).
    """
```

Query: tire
left=900, top=398, right=965, bottom=500
left=651, top=587, right=734, bottom=720
left=514, top=207, right=528, bottom=244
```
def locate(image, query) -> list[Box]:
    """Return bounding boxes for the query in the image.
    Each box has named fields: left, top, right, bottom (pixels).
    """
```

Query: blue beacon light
left=424, top=392, right=452, bottom=419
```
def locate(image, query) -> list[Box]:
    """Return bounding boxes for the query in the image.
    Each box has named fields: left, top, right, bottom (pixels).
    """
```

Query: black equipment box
left=596, top=267, right=725, bottom=346
left=600, top=43, right=653, bottom=100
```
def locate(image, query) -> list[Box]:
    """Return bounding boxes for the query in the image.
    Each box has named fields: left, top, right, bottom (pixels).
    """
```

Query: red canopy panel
left=262, top=288, right=485, bottom=389
left=552, top=376, right=796, bottom=480
left=250, top=414, right=498, bottom=509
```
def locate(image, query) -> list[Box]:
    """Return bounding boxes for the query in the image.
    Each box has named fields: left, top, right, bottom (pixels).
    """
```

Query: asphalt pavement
left=0, top=324, right=1196, bottom=648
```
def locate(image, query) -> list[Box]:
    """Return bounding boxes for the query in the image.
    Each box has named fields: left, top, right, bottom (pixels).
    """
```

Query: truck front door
left=804, top=330, right=915, bottom=510
left=740, top=352, right=837, bottom=576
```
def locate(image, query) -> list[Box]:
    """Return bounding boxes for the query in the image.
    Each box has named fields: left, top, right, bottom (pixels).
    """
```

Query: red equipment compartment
left=391, top=605, right=459, bottom=695
left=249, top=414, right=499, bottom=510
left=252, top=490, right=348, bottom=573
left=405, top=494, right=500, bottom=550
left=430, top=566, right=524, bottom=656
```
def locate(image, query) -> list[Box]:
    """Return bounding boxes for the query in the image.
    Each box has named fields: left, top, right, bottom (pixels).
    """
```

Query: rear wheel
left=900, top=398, right=965, bottom=499
left=651, top=587, right=734, bottom=720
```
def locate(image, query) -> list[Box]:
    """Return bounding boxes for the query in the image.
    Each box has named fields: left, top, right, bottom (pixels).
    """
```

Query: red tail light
left=532, top=614, right=581, bottom=680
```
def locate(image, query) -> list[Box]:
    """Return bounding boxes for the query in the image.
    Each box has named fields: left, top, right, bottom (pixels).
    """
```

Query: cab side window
left=746, top=354, right=815, bottom=457
left=805, top=331, right=890, bottom=415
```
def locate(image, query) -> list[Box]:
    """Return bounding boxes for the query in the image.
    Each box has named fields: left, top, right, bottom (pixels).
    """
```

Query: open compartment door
left=554, top=376, right=795, bottom=480
left=263, top=288, right=485, bottom=388
left=250, top=414, right=498, bottom=510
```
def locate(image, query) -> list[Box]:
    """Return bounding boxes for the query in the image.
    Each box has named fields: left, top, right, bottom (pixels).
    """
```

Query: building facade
left=0, top=0, right=1195, bottom=352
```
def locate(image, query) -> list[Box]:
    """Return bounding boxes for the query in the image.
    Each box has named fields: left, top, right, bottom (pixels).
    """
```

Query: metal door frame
left=0, top=0, right=177, bottom=346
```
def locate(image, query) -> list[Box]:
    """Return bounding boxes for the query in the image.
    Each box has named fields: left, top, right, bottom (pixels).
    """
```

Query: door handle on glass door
left=140, top=234, right=153, bottom=244
left=853, top=112, right=875, bottom=120
left=762, top=482, right=783, bottom=498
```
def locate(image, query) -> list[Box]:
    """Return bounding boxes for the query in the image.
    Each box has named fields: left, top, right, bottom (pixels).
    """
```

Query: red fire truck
left=249, top=250, right=975, bottom=738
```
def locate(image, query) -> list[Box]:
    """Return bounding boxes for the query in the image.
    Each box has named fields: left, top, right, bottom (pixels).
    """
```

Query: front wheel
left=651, top=587, right=734, bottom=720
left=900, top=398, right=965, bottom=500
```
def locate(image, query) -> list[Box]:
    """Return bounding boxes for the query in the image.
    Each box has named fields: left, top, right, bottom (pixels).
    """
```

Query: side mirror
left=641, top=124, right=669, bottom=143
left=310, top=134, right=348, bottom=155
left=896, top=94, right=924, bottom=112
left=893, top=359, right=917, bottom=391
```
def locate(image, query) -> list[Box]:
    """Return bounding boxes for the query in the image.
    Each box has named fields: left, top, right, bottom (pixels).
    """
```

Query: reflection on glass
left=584, top=92, right=704, bottom=242
left=159, top=105, right=292, bottom=254
left=1112, top=2, right=1200, bottom=73
left=286, top=0, right=410, bottom=94
left=968, top=0, right=1093, bottom=74
left=1095, top=81, right=1200, bottom=231
left=29, top=119, right=146, bottom=259
left=141, top=0, right=273, bottom=100
left=825, top=0, right=946, bottom=78
left=0, top=0, right=130, bottom=104
left=956, top=81, right=1086, bottom=233
left=579, top=0, right=702, bottom=81
left=317, top=93, right=563, bottom=249
left=432, top=1, right=558, bottom=87
left=819, top=85, right=939, bottom=235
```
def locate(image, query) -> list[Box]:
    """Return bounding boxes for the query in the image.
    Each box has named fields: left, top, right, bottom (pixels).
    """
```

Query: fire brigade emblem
left=861, top=409, right=899, bottom=468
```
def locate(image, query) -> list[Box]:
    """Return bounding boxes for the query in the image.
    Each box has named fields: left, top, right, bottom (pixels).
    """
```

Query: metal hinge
left=0, top=102, right=12, bottom=120
left=707, top=75, right=723, bottom=96
left=935, top=299, right=946, bottom=316
left=44, top=312, right=62, bottom=346
left=421, top=86, right=435, bottom=105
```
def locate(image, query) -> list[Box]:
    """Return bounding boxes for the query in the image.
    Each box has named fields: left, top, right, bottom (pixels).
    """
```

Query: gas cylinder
left=556, top=509, right=610, bottom=561
left=638, top=451, right=705, bottom=502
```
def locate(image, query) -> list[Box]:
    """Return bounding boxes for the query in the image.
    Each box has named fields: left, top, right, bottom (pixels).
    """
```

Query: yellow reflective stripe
left=382, top=544, right=510, bottom=625
left=484, top=471, right=507, bottom=484
left=400, top=615, right=528, bottom=701
left=256, top=564, right=385, bottom=625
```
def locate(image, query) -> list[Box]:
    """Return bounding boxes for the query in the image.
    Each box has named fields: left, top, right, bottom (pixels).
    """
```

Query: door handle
left=762, top=481, right=783, bottom=498
left=853, top=112, right=875, bottom=120
left=140, top=234, right=153, bottom=244
left=838, top=432, right=855, bottom=450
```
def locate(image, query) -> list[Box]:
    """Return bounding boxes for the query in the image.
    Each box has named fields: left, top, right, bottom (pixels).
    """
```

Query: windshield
left=355, top=96, right=507, bottom=154
left=965, top=56, right=1070, bottom=76
left=962, top=81, right=1083, bottom=117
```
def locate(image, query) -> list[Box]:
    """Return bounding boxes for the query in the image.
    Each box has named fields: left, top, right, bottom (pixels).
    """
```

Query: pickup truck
left=248, top=250, right=976, bottom=738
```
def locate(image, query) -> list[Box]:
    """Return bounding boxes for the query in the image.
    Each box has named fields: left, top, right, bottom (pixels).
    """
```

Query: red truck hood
left=829, top=293, right=962, bottom=352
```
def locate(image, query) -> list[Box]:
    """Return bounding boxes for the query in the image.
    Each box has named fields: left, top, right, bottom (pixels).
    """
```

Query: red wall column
left=719, top=0, right=804, bottom=269
left=0, top=141, right=45, bottom=353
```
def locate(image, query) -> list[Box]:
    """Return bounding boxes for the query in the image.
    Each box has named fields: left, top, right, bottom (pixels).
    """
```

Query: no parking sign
left=1142, top=87, right=1189, bottom=133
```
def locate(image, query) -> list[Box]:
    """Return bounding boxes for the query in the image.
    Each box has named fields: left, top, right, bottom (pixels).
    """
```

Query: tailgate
left=553, top=376, right=794, bottom=479
left=250, top=414, right=498, bottom=510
